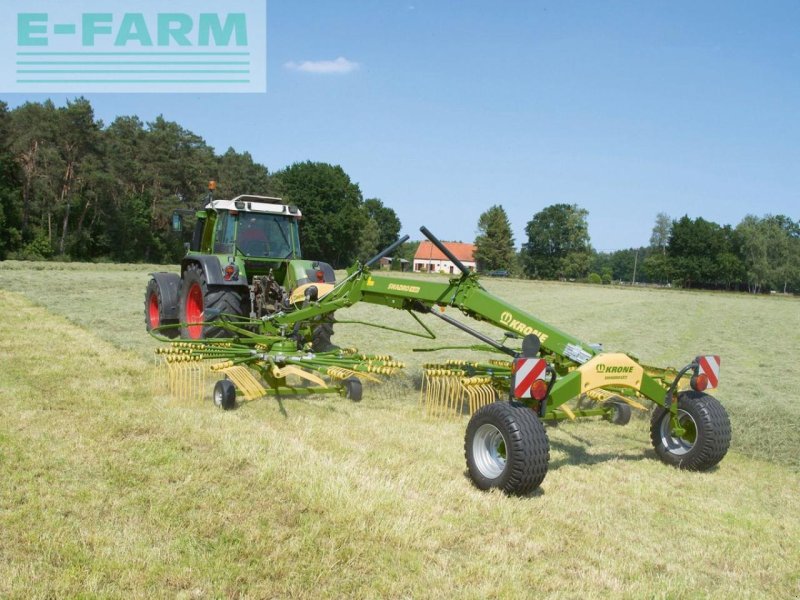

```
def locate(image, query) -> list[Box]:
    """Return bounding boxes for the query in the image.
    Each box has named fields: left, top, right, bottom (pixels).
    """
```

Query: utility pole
left=632, top=250, right=639, bottom=285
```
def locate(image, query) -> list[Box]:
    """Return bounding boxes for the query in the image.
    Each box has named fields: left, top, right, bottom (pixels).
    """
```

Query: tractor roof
left=207, top=195, right=302, bottom=217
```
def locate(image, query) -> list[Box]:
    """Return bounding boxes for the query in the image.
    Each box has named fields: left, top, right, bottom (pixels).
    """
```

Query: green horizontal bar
left=17, top=51, right=250, bottom=56
left=17, top=70, right=250, bottom=74
left=17, top=79, right=251, bottom=83
left=542, top=407, right=608, bottom=421
left=256, top=387, right=342, bottom=397
left=18, top=61, right=249, bottom=65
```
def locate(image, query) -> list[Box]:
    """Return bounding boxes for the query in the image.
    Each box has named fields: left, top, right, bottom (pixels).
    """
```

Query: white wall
left=414, top=260, right=476, bottom=273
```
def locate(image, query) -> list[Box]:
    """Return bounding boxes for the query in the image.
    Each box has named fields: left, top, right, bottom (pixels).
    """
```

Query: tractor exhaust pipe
left=419, top=226, right=469, bottom=275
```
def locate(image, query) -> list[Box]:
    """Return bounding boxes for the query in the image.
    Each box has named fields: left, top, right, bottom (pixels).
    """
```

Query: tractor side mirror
left=171, top=213, right=183, bottom=232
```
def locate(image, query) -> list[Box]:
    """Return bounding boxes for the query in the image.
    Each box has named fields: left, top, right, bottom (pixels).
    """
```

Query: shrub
left=8, top=233, right=53, bottom=261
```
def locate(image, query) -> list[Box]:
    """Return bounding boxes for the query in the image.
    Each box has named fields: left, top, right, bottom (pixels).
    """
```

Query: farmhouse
left=413, top=241, right=476, bottom=273
left=377, top=256, right=410, bottom=271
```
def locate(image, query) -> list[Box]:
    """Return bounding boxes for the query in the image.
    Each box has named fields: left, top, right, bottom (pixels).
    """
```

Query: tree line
left=0, top=98, right=400, bottom=268
left=2, top=99, right=796, bottom=293
left=474, top=205, right=800, bottom=294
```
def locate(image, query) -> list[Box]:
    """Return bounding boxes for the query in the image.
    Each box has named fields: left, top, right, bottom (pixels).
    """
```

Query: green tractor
left=144, top=188, right=337, bottom=350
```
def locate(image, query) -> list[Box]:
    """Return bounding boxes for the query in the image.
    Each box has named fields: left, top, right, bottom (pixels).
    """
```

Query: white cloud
left=284, top=56, right=360, bottom=75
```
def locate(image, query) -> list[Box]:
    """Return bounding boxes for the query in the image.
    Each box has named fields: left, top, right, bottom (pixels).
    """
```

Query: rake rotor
left=153, top=329, right=405, bottom=406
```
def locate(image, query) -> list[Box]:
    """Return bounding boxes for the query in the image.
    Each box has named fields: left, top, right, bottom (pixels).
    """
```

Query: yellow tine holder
left=560, top=404, right=577, bottom=421
left=220, top=366, right=267, bottom=401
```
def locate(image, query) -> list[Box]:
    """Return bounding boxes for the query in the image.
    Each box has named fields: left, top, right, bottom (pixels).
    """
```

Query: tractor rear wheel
left=179, top=264, right=245, bottom=339
left=650, top=391, right=731, bottom=471
left=465, top=401, right=550, bottom=495
left=145, top=277, right=179, bottom=338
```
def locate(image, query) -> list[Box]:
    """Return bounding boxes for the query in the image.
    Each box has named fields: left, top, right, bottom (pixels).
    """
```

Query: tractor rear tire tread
left=650, top=391, right=731, bottom=471
left=465, top=401, right=549, bottom=495
left=179, top=263, right=245, bottom=339
left=204, top=287, right=245, bottom=338
left=312, top=322, right=338, bottom=353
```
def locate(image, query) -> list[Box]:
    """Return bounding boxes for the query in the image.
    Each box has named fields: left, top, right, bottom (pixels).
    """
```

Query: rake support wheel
left=343, top=376, right=362, bottom=402
left=606, top=400, right=632, bottom=426
left=213, top=379, right=236, bottom=410
left=465, top=401, right=550, bottom=495
left=650, top=391, right=731, bottom=470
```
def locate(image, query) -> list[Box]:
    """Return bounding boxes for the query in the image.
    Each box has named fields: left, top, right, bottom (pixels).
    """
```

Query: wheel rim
left=472, top=423, right=508, bottom=479
left=660, top=409, right=698, bottom=456
left=213, top=385, right=223, bottom=407
left=148, top=292, right=160, bottom=328
left=186, top=282, right=204, bottom=339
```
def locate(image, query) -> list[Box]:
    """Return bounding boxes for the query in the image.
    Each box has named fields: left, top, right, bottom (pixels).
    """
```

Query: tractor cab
left=190, top=196, right=303, bottom=261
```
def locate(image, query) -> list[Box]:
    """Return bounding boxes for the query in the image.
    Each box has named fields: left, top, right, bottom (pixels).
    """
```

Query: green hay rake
left=150, top=226, right=731, bottom=495
left=154, top=340, right=404, bottom=407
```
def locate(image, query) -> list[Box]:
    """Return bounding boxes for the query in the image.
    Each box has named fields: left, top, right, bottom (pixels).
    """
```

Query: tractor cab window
left=237, top=213, right=301, bottom=259
left=213, top=211, right=236, bottom=254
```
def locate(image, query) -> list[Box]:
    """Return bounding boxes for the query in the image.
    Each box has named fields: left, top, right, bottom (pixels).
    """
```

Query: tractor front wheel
left=650, top=391, right=731, bottom=471
left=465, top=401, right=550, bottom=495
left=179, top=264, right=245, bottom=339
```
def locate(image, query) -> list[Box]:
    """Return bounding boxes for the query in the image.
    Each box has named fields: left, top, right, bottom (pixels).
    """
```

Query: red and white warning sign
left=513, top=358, right=547, bottom=398
left=696, top=355, right=721, bottom=389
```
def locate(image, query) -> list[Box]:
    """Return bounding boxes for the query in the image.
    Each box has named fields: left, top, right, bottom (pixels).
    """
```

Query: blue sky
left=3, top=1, right=799, bottom=251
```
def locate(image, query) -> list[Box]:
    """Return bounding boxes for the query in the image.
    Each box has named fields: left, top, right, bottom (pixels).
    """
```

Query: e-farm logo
left=1, top=1, right=266, bottom=93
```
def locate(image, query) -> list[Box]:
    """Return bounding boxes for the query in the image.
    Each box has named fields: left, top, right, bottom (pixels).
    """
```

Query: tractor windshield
left=236, top=213, right=301, bottom=259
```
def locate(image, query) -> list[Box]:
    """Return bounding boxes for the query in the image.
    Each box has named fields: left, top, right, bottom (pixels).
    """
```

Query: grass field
left=1, top=261, right=798, bottom=598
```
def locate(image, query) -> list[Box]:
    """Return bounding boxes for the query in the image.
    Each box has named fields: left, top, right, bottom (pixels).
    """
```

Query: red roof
left=413, top=241, right=475, bottom=263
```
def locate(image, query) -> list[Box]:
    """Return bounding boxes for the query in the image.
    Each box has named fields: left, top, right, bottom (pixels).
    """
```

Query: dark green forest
left=0, top=98, right=400, bottom=268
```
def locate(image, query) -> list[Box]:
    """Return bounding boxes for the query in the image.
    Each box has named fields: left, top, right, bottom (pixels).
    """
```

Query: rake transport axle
left=150, top=226, right=731, bottom=495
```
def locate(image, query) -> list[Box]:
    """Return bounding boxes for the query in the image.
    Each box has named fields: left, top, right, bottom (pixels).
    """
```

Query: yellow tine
left=560, top=404, right=577, bottom=421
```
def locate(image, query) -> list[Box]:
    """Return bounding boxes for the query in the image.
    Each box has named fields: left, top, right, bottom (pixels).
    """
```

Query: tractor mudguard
left=301, top=261, right=336, bottom=285
left=181, top=255, right=244, bottom=287
left=148, top=272, right=181, bottom=320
